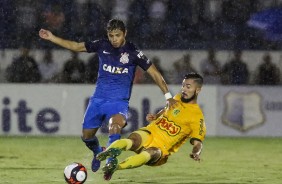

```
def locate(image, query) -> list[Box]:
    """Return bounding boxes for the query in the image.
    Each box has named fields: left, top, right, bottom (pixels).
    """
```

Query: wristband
left=164, top=92, right=172, bottom=100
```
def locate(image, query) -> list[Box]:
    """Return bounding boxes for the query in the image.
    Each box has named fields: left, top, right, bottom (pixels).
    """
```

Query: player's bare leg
left=107, top=114, right=126, bottom=146
left=100, top=119, right=125, bottom=182
left=99, top=114, right=126, bottom=179
left=109, top=114, right=126, bottom=134
left=106, top=114, right=126, bottom=159
left=107, top=114, right=126, bottom=148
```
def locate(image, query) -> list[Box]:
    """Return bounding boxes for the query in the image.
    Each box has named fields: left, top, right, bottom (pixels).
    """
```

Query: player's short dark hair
left=184, top=72, right=204, bottom=86
left=106, top=19, right=126, bottom=33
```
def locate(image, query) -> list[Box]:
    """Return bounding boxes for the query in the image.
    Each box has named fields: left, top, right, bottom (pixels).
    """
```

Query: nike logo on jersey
left=103, top=64, right=128, bottom=74
left=103, top=50, right=111, bottom=54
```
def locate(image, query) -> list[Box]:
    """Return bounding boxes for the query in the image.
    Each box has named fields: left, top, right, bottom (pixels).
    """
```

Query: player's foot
left=91, top=156, right=100, bottom=172
left=91, top=146, right=106, bottom=172
left=97, top=148, right=122, bottom=161
left=102, top=157, right=118, bottom=181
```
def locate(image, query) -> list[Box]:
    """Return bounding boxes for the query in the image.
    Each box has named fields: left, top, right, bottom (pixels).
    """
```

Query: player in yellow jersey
left=97, top=72, right=206, bottom=180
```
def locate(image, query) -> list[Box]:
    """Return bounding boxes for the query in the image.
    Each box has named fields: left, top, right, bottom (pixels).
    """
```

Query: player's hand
left=146, top=113, right=157, bottom=122
left=189, top=153, right=201, bottom=162
left=166, top=98, right=178, bottom=109
left=39, top=29, right=53, bottom=40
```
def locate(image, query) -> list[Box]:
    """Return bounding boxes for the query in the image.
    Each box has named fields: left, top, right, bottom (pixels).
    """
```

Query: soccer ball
left=64, top=162, right=87, bottom=184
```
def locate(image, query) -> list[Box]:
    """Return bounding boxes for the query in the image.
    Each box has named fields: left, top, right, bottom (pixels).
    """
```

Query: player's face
left=181, top=79, right=201, bottom=103
left=107, top=29, right=126, bottom=48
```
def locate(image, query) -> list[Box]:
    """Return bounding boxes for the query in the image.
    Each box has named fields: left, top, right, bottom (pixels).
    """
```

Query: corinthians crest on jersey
left=120, top=52, right=129, bottom=64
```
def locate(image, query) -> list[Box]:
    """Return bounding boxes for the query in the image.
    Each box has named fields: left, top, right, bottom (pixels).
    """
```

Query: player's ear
left=196, top=87, right=201, bottom=94
left=124, top=30, right=127, bottom=37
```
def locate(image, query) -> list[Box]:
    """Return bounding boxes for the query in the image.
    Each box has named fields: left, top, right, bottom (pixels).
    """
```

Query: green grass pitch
left=1, top=136, right=282, bottom=184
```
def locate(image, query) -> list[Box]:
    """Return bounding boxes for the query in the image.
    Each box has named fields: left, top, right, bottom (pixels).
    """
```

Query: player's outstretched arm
left=146, top=113, right=157, bottom=123
left=146, top=108, right=165, bottom=123
left=146, top=64, right=177, bottom=108
left=38, top=29, right=86, bottom=52
left=189, top=139, right=203, bottom=162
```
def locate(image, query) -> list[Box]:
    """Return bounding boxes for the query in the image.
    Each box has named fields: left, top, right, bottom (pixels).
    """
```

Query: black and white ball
left=64, top=162, right=87, bottom=184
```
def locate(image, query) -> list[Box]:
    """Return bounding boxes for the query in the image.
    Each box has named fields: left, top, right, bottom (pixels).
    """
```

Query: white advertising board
left=0, top=84, right=217, bottom=136
left=217, top=86, right=282, bottom=136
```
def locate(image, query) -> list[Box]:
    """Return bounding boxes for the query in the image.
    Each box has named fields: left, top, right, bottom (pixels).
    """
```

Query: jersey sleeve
left=133, top=50, right=152, bottom=71
left=84, top=40, right=101, bottom=53
left=189, top=117, right=206, bottom=144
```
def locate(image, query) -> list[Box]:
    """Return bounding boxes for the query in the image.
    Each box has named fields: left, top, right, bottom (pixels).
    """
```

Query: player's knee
left=109, top=114, right=126, bottom=133
left=128, top=133, right=142, bottom=151
left=108, top=123, right=122, bottom=134
left=145, top=147, right=162, bottom=163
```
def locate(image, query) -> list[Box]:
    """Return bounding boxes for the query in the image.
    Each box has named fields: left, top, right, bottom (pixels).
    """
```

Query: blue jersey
left=85, top=39, right=152, bottom=101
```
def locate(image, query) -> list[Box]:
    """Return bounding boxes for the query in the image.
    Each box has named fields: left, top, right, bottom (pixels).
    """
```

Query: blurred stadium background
left=2, top=0, right=282, bottom=50
left=1, top=0, right=282, bottom=183
left=0, top=0, right=281, bottom=136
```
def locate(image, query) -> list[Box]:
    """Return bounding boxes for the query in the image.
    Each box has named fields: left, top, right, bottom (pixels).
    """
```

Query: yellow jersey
left=140, top=94, right=206, bottom=156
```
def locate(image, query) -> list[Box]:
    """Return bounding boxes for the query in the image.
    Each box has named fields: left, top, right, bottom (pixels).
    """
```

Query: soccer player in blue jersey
left=39, top=19, right=176, bottom=174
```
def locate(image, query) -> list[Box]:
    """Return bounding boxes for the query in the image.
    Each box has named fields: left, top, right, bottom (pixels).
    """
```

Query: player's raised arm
left=39, top=29, right=86, bottom=52
left=146, top=64, right=177, bottom=108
